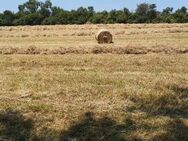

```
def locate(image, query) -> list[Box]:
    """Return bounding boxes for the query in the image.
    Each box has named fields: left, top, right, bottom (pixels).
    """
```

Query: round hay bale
left=95, top=29, right=113, bottom=44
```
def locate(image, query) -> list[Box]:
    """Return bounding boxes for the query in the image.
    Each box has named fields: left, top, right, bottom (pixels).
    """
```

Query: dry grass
left=0, top=45, right=188, bottom=55
left=0, top=24, right=188, bottom=50
left=0, top=24, right=188, bottom=140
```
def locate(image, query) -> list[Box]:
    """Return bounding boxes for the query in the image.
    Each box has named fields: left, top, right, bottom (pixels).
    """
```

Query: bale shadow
left=167, top=118, right=188, bottom=141
left=128, top=83, right=188, bottom=118
left=151, top=118, right=188, bottom=141
left=0, top=109, right=34, bottom=141
left=60, top=112, right=143, bottom=141
left=127, top=83, right=188, bottom=141
left=163, top=84, right=188, bottom=118
left=170, top=84, right=188, bottom=99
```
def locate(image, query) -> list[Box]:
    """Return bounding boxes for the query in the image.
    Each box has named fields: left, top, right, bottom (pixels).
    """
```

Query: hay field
left=0, top=24, right=188, bottom=141
left=0, top=24, right=188, bottom=54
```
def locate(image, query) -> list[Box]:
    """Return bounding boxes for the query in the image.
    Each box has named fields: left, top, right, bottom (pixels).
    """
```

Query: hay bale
left=95, top=29, right=113, bottom=44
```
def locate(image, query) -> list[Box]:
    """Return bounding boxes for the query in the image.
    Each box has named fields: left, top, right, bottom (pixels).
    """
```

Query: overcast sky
left=0, top=0, right=188, bottom=12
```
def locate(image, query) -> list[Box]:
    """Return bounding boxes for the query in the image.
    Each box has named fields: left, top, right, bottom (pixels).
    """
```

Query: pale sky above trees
left=0, top=0, right=188, bottom=12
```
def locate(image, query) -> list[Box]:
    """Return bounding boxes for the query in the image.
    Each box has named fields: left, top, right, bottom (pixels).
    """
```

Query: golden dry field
left=0, top=24, right=188, bottom=141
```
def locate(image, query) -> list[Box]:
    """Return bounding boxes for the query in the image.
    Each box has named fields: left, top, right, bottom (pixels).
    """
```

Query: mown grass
left=0, top=24, right=188, bottom=50
left=0, top=54, right=188, bottom=140
left=0, top=24, right=188, bottom=140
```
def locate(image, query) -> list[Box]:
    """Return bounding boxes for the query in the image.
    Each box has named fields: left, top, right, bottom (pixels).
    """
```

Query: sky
left=0, top=0, right=188, bottom=13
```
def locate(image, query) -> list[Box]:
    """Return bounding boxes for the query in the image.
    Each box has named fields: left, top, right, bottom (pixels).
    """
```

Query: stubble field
left=0, top=24, right=188, bottom=141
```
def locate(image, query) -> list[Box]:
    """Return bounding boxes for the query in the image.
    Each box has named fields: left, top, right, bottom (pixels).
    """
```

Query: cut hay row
left=0, top=46, right=188, bottom=55
left=0, top=24, right=188, bottom=31
left=0, top=24, right=188, bottom=38
left=0, top=28, right=187, bottom=38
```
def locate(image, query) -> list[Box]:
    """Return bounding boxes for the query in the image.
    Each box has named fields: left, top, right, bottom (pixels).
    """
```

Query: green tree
left=0, top=13, right=3, bottom=25
left=123, top=8, right=130, bottom=15
left=1, top=10, right=15, bottom=26
left=173, top=7, right=188, bottom=23
left=148, top=4, right=158, bottom=22
left=12, top=12, right=26, bottom=25
left=87, top=6, right=95, bottom=22
left=128, top=13, right=139, bottom=23
left=39, top=0, right=52, bottom=18
left=24, top=13, right=43, bottom=25
left=1, top=0, right=188, bottom=26
left=91, top=11, right=108, bottom=24
left=107, top=10, right=118, bottom=23
left=162, top=7, right=173, bottom=15
left=75, top=7, right=89, bottom=24
left=162, top=7, right=175, bottom=23
left=135, top=3, right=158, bottom=23
left=42, top=16, right=59, bottom=25
left=18, top=0, right=40, bottom=14
left=117, top=9, right=130, bottom=23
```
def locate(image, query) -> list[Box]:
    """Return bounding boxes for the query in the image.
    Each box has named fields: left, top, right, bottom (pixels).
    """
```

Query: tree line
left=0, top=0, right=188, bottom=26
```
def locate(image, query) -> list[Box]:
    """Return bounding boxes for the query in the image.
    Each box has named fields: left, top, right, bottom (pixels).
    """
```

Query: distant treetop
left=0, top=0, right=187, bottom=26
